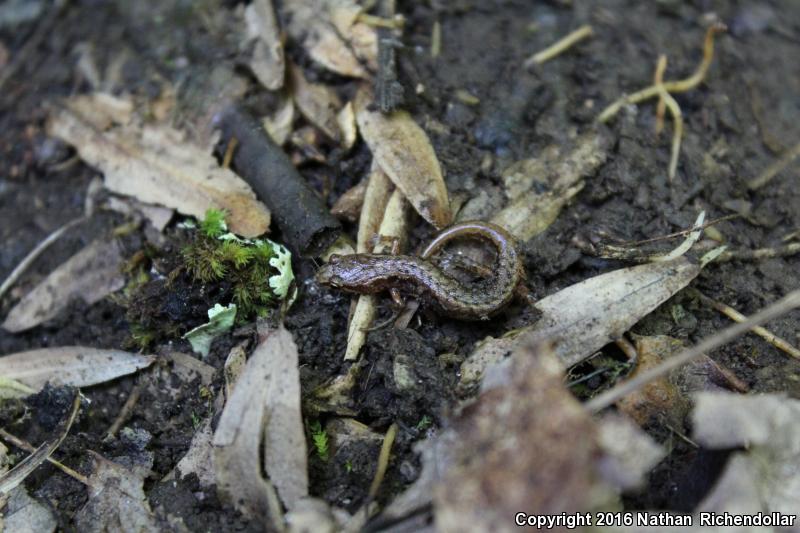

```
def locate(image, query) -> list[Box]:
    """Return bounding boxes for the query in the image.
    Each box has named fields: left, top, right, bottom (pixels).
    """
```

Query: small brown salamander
left=315, top=221, right=525, bottom=320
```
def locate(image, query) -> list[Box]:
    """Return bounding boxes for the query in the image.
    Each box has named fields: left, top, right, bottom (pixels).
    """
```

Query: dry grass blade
left=355, top=86, right=451, bottom=228
left=46, top=94, right=271, bottom=237
left=3, top=239, right=125, bottom=333
left=0, top=347, right=154, bottom=391
left=586, top=290, right=800, bottom=412
left=0, top=391, right=80, bottom=496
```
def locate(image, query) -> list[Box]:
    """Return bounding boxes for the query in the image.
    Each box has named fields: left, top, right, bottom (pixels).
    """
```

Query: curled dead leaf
left=46, top=94, right=270, bottom=237
left=355, top=87, right=450, bottom=228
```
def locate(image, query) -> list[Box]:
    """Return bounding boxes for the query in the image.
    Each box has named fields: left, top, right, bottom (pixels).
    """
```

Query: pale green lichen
left=183, top=303, right=237, bottom=357
left=267, top=241, right=293, bottom=298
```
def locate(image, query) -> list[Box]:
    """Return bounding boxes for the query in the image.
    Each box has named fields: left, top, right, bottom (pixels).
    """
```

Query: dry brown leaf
left=75, top=453, right=160, bottom=533
left=244, top=0, right=285, bottom=91
left=3, top=485, right=57, bottom=533
left=46, top=95, right=270, bottom=237
left=458, top=258, right=701, bottom=387
left=288, top=63, right=342, bottom=142
left=283, top=0, right=368, bottom=78
left=355, top=87, right=451, bottom=228
left=213, top=325, right=307, bottom=527
left=0, top=347, right=154, bottom=391
left=337, top=101, right=358, bottom=150
left=326, top=0, right=378, bottom=70
left=492, top=132, right=610, bottom=241
left=262, top=93, right=295, bottom=146
left=434, top=343, right=612, bottom=532
left=330, top=179, right=367, bottom=223
left=2, top=239, right=125, bottom=333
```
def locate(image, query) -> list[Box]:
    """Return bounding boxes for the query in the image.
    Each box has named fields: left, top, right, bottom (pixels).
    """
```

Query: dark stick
left=214, top=105, right=341, bottom=257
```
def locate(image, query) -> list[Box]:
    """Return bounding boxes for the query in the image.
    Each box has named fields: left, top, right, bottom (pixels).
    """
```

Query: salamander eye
left=329, top=254, right=342, bottom=263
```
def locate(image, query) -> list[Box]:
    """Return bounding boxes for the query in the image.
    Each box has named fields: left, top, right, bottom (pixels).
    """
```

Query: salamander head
left=315, top=254, right=385, bottom=293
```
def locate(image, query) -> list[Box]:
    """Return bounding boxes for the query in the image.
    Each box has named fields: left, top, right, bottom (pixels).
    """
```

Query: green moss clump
left=182, top=209, right=293, bottom=319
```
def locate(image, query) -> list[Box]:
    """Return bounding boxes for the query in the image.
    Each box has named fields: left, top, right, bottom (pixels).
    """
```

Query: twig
left=586, top=290, right=800, bottom=413
left=0, top=216, right=85, bottom=300
left=716, top=243, right=800, bottom=262
left=747, top=140, right=800, bottom=190
left=615, top=336, right=638, bottom=361
left=618, top=214, right=738, bottom=246
left=104, top=378, right=146, bottom=440
left=597, top=23, right=726, bottom=123
left=690, top=289, right=800, bottom=360
left=0, top=429, right=91, bottom=487
left=368, top=422, right=398, bottom=499
left=222, top=136, right=238, bottom=169
left=524, top=25, right=593, bottom=68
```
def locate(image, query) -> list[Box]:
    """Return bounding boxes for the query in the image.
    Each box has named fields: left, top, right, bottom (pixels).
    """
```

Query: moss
left=181, top=209, right=293, bottom=319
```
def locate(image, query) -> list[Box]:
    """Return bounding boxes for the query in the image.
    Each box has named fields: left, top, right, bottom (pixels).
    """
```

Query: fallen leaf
left=74, top=453, right=160, bottom=533
left=434, top=342, right=614, bottom=532
left=262, top=93, right=295, bottom=146
left=0, top=347, right=154, bottom=391
left=244, top=0, right=285, bottom=91
left=171, top=419, right=215, bottom=488
left=2, top=239, right=124, bottom=333
left=3, top=486, right=57, bottom=533
left=182, top=303, right=237, bottom=358
left=283, top=0, right=369, bottom=78
left=596, top=413, right=666, bottom=492
left=355, top=86, right=451, bottom=228
left=213, top=325, right=307, bottom=527
left=46, top=95, right=270, bottom=237
left=458, top=258, right=701, bottom=387
left=330, top=178, right=367, bottom=223
left=326, top=0, right=378, bottom=70
left=337, top=101, right=358, bottom=150
left=492, top=132, right=610, bottom=241
left=289, top=62, right=342, bottom=142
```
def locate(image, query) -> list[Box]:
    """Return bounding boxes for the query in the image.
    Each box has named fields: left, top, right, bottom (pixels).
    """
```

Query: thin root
left=747, top=140, right=800, bottom=190
left=654, top=55, right=668, bottom=135
left=597, top=23, right=726, bottom=123
left=368, top=422, right=398, bottom=500
left=524, top=24, right=593, bottom=68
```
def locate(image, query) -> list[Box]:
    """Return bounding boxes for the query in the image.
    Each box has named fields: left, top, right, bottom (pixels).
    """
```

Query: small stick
left=0, top=216, right=85, bottom=300
left=654, top=55, right=668, bottom=135
left=716, top=243, right=800, bottom=262
left=0, top=429, right=91, bottom=487
left=104, top=378, right=146, bottom=440
left=368, top=422, right=398, bottom=499
left=690, top=289, right=800, bottom=360
left=586, top=289, right=800, bottom=413
left=524, top=25, right=593, bottom=68
left=222, top=136, right=238, bottom=169
left=747, top=140, right=800, bottom=190
left=614, top=336, right=638, bottom=362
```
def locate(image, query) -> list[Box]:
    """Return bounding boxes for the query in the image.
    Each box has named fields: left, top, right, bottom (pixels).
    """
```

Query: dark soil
left=1, top=0, right=799, bottom=529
